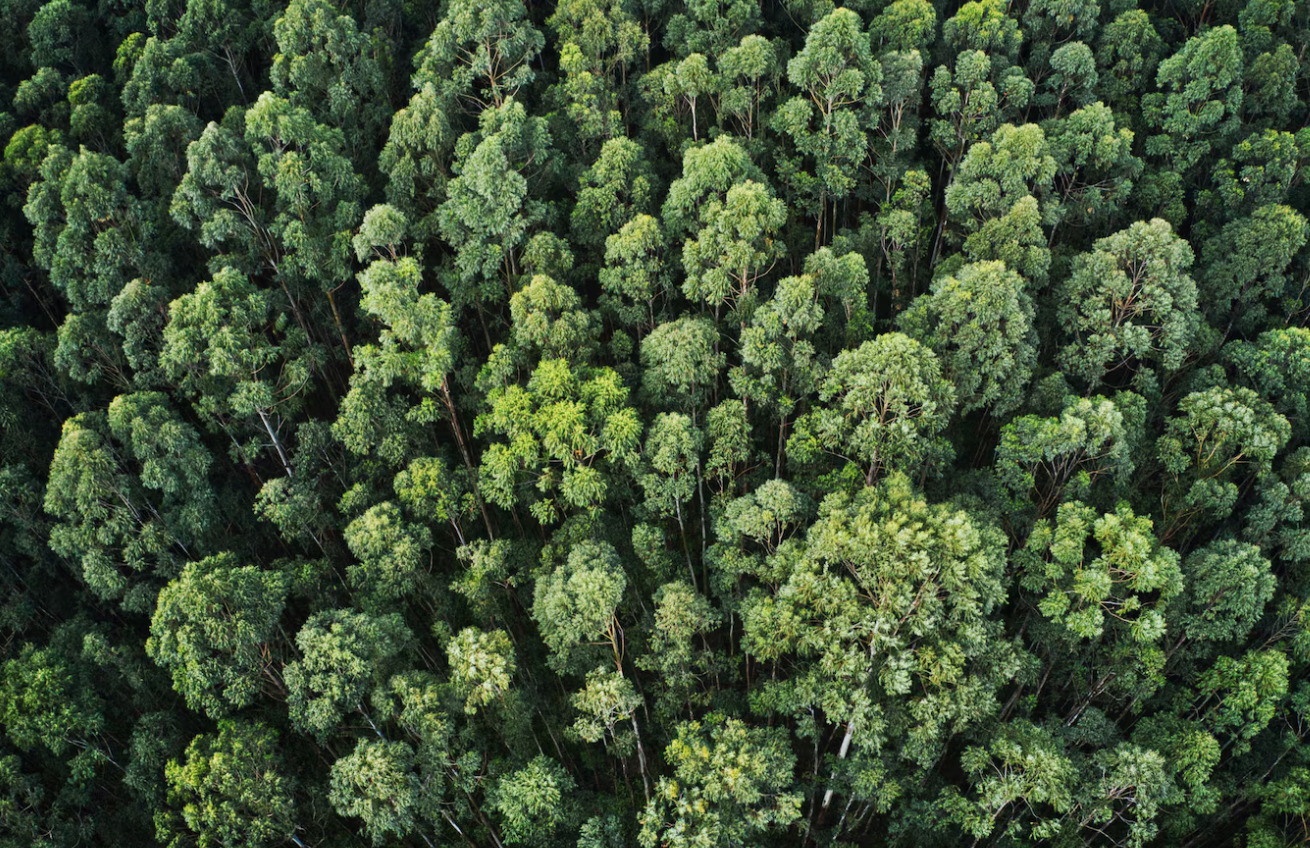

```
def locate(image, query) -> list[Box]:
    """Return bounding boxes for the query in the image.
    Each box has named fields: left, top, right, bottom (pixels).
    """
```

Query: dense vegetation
left=0, top=0, right=1309, bottom=844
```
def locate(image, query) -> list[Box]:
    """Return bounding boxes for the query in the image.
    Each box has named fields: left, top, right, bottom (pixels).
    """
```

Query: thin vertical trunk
left=258, top=409, right=294, bottom=478
left=326, top=286, right=354, bottom=369
left=630, top=712, right=652, bottom=803
left=821, top=720, right=857, bottom=812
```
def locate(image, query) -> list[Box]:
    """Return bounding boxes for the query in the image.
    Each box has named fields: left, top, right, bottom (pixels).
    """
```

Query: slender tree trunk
left=630, top=711, right=652, bottom=802
left=821, top=720, right=857, bottom=812
left=326, top=286, right=354, bottom=369
left=257, top=409, right=294, bottom=478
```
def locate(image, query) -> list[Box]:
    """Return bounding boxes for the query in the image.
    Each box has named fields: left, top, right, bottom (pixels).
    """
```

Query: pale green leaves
left=1018, top=501, right=1182, bottom=643
left=1057, top=218, right=1200, bottom=389
left=571, top=667, right=641, bottom=745
left=532, top=539, right=626, bottom=671
left=329, top=739, right=422, bottom=846
left=284, top=609, right=412, bottom=738
left=447, top=627, right=516, bottom=714
left=490, top=756, right=576, bottom=845
left=477, top=359, right=641, bottom=520
left=639, top=718, right=800, bottom=848
left=789, top=332, right=955, bottom=482
left=161, top=721, right=297, bottom=848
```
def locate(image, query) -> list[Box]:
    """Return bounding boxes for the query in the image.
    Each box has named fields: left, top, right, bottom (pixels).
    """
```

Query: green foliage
left=789, top=332, right=955, bottom=482
left=447, top=627, right=516, bottom=714
left=148, top=553, right=288, bottom=718
left=44, top=398, right=216, bottom=611
left=899, top=260, right=1036, bottom=416
left=4, top=0, right=1310, bottom=845
left=1057, top=218, right=1200, bottom=389
left=160, top=721, right=297, bottom=848
left=995, top=395, right=1136, bottom=517
left=944, top=122, right=1056, bottom=281
left=328, top=739, right=422, bottom=845
left=490, top=755, right=577, bottom=845
left=284, top=609, right=413, bottom=738
left=477, top=358, right=641, bottom=521
left=639, top=718, right=800, bottom=847
left=1158, top=385, right=1290, bottom=540
left=741, top=474, right=1016, bottom=770
left=1018, top=501, right=1182, bottom=643
left=533, top=539, right=626, bottom=672
left=1, top=643, right=104, bottom=755
left=772, top=8, right=881, bottom=226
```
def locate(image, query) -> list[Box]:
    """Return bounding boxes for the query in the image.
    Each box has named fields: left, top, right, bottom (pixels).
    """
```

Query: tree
left=598, top=214, right=671, bottom=336
left=899, top=260, right=1036, bottom=417
left=1176, top=540, right=1276, bottom=647
left=1043, top=102, right=1142, bottom=241
left=995, top=395, right=1136, bottom=518
left=423, top=0, right=545, bottom=112
left=0, top=643, right=105, bottom=756
left=1158, top=386, right=1290, bottom=542
left=640, top=53, right=717, bottom=150
left=570, top=667, right=643, bottom=756
left=508, top=274, right=598, bottom=364
left=489, top=756, right=577, bottom=846
left=871, top=0, right=936, bottom=54
left=284, top=609, right=413, bottom=739
left=1017, top=502, right=1182, bottom=698
left=943, top=122, right=1056, bottom=283
left=44, top=395, right=217, bottom=612
left=343, top=501, right=432, bottom=602
left=732, top=270, right=827, bottom=471
left=637, top=580, right=719, bottom=719
left=1194, top=649, right=1290, bottom=754
left=436, top=99, right=551, bottom=318
left=1056, top=219, right=1200, bottom=390
left=23, top=145, right=149, bottom=382
left=1038, top=41, right=1098, bottom=117
left=161, top=266, right=321, bottom=478
left=549, top=0, right=647, bottom=147
left=788, top=333, right=956, bottom=484
left=1095, top=10, right=1164, bottom=122
left=476, top=358, right=641, bottom=523
left=159, top=721, right=297, bottom=848
left=570, top=137, right=656, bottom=258
left=717, top=35, right=782, bottom=141
left=936, top=720, right=1075, bottom=843
left=1144, top=26, right=1245, bottom=175
left=771, top=8, right=881, bottom=243
left=638, top=413, right=703, bottom=581
left=638, top=718, right=799, bottom=848
left=928, top=50, right=1031, bottom=182
left=147, top=553, right=289, bottom=718
left=640, top=317, right=724, bottom=417
left=533, top=539, right=627, bottom=672
left=660, top=137, right=762, bottom=243
left=1225, top=329, right=1310, bottom=444
left=663, top=0, right=760, bottom=58
left=168, top=95, right=364, bottom=369
left=446, top=627, right=516, bottom=715
left=1200, top=204, right=1308, bottom=337
left=329, top=739, right=423, bottom=846
left=269, top=0, right=391, bottom=157
left=681, top=179, right=785, bottom=320
left=740, top=474, right=1015, bottom=796
left=942, top=0, right=1022, bottom=64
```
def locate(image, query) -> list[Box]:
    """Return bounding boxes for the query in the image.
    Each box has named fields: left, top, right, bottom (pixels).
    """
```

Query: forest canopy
left=1, top=0, right=1309, bottom=845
